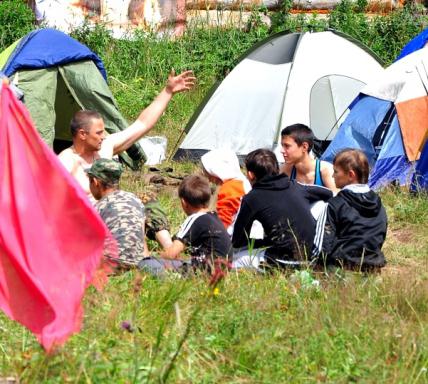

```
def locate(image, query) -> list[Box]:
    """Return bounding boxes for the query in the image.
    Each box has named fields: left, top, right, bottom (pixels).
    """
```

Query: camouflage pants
left=139, top=192, right=170, bottom=240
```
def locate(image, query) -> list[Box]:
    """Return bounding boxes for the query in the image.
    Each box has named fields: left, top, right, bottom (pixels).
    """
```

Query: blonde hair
left=333, top=149, right=369, bottom=184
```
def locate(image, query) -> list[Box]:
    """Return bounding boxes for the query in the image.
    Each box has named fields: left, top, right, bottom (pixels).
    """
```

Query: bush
left=271, top=0, right=428, bottom=65
left=0, top=0, right=35, bottom=51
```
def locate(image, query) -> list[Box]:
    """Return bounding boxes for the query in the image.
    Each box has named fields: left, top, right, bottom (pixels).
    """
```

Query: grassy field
left=0, top=178, right=427, bottom=383
left=1, top=3, right=428, bottom=382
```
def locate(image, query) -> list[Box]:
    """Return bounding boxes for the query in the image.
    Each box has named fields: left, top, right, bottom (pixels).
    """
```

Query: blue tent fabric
left=369, top=115, right=412, bottom=189
left=322, top=96, right=392, bottom=165
left=396, top=28, right=428, bottom=61
left=410, top=140, right=428, bottom=191
left=2, top=29, right=107, bottom=80
left=323, top=39, right=428, bottom=192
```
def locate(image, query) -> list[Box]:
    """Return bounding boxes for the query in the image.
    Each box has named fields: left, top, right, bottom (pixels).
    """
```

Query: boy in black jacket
left=232, top=149, right=332, bottom=266
left=321, top=149, right=387, bottom=271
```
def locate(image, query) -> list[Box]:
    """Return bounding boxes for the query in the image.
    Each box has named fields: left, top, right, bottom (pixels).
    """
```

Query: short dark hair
left=88, top=175, right=118, bottom=190
left=245, top=149, right=279, bottom=181
left=334, top=149, right=369, bottom=184
left=281, top=124, right=314, bottom=151
left=178, top=175, right=211, bottom=208
left=70, top=110, right=102, bottom=137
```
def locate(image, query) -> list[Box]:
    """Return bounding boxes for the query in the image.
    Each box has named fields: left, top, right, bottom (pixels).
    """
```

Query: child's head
left=245, top=148, right=279, bottom=183
left=333, top=149, right=369, bottom=188
left=178, top=175, right=211, bottom=213
left=280, top=124, right=314, bottom=163
left=201, top=164, right=222, bottom=185
left=201, top=149, right=242, bottom=185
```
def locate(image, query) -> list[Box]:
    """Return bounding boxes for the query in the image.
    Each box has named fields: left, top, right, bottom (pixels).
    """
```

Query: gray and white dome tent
left=173, top=30, right=384, bottom=161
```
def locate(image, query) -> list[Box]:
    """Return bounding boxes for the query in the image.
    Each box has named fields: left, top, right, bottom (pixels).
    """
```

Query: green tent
left=1, top=29, right=146, bottom=169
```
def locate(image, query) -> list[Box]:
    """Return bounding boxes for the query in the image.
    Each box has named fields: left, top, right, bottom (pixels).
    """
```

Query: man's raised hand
left=165, top=69, right=196, bottom=94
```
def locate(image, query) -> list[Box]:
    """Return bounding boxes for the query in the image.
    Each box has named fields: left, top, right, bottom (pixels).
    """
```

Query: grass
left=1, top=175, right=427, bottom=383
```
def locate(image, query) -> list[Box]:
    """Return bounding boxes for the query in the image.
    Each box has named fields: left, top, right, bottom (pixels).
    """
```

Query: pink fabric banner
left=0, top=82, right=111, bottom=351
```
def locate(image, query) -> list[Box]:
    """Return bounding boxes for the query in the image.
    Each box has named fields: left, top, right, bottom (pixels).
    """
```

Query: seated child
left=139, top=175, right=232, bottom=274
left=280, top=124, right=337, bottom=192
left=201, top=148, right=251, bottom=234
left=321, top=149, right=387, bottom=271
left=86, top=159, right=173, bottom=269
left=86, top=159, right=146, bottom=268
left=232, top=149, right=332, bottom=268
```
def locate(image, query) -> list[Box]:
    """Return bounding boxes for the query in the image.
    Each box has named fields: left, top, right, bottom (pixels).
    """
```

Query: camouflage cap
left=85, top=158, right=123, bottom=184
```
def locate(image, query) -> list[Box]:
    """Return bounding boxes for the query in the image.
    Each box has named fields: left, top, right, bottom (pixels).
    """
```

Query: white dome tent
left=173, top=30, right=384, bottom=161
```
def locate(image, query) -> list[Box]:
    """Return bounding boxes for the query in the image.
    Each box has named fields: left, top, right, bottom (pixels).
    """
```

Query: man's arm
left=160, top=239, right=185, bottom=259
left=107, top=70, right=196, bottom=155
left=300, top=183, right=333, bottom=204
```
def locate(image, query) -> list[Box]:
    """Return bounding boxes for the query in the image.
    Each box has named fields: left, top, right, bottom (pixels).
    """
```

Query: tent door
left=372, top=104, right=396, bottom=160
left=52, top=67, right=84, bottom=153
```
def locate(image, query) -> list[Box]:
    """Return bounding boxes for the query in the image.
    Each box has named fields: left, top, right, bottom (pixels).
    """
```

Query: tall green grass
left=1, top=250, right=427, bottom=382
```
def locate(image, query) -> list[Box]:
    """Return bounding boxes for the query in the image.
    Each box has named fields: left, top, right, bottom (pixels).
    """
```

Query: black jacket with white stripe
left=321, top=185, right=387, bottom=269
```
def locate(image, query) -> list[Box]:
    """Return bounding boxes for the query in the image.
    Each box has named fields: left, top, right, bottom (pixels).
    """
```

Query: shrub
left=0, top=0, right=35, bottom=51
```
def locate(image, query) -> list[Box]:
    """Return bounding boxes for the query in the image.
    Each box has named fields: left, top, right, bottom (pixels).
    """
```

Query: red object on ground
left=0, top=83, right=111, bottom=351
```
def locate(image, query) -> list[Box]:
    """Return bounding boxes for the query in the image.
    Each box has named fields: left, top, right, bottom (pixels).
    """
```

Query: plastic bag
left=138, top=136, right=167, bottom=165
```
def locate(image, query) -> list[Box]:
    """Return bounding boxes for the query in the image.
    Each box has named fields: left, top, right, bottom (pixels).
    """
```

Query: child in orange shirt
left=201, top=149, right=251, bottom=235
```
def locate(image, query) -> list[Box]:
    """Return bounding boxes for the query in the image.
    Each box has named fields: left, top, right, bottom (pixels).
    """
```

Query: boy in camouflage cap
left=86, top=159, right=173, bottom=268
left=86, top=158, right=146, bottom=267
left=85, top=158, right=123, bottom=190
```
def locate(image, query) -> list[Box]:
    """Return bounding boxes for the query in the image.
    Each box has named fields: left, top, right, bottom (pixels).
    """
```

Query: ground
left=0, top=167, right=427, bottom=383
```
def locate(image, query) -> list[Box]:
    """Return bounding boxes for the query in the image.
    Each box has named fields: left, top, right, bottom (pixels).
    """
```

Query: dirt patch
left=382, top=263, right=417, bottom=277
left=141, top=171, right=185, bottom=196
left=390, top=228, right=414, bottom=243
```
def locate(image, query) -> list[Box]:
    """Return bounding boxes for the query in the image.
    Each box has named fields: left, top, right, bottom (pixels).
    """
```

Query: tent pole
left=168, top=128, right=187, bottom=162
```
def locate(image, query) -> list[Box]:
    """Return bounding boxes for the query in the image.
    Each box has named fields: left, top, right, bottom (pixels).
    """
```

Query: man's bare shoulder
left=320, top=160, right=338, bottom=191
left=320, top=160, right=333, bottom=171
left=281, top=163, right=293, bottom=176
left=58, top=147, right=73, bottom=159
left=320, top=160, right=334, bottom=180
left=58, top=147, right=75, bottom=170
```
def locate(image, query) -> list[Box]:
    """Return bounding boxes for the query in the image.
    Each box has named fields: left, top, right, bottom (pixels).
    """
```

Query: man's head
left=244, top=148, right=279, bottom=184
left=70, top=110, right=106, bottom=151
left=280, top=124, right=314, bottom=164
left=85, top=158, right=123, bottom=199
left=178, top=175, right=211, bottom=214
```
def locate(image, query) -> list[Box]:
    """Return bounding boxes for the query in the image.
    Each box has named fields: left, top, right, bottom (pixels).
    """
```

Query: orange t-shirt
left=217, top=179, right=246, bottom=228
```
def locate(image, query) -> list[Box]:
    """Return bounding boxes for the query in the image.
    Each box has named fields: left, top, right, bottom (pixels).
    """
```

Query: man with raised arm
left=58, top=70, right=196, bottom=196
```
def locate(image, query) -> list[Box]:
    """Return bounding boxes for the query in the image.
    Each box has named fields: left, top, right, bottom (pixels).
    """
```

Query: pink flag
left=0, top=82, right=111, bottom=351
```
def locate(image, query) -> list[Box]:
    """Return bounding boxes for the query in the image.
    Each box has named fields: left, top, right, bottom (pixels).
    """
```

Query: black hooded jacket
left=322, top=187, right=387, bottom=268
left=232, top=173, right=332, bottom=261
